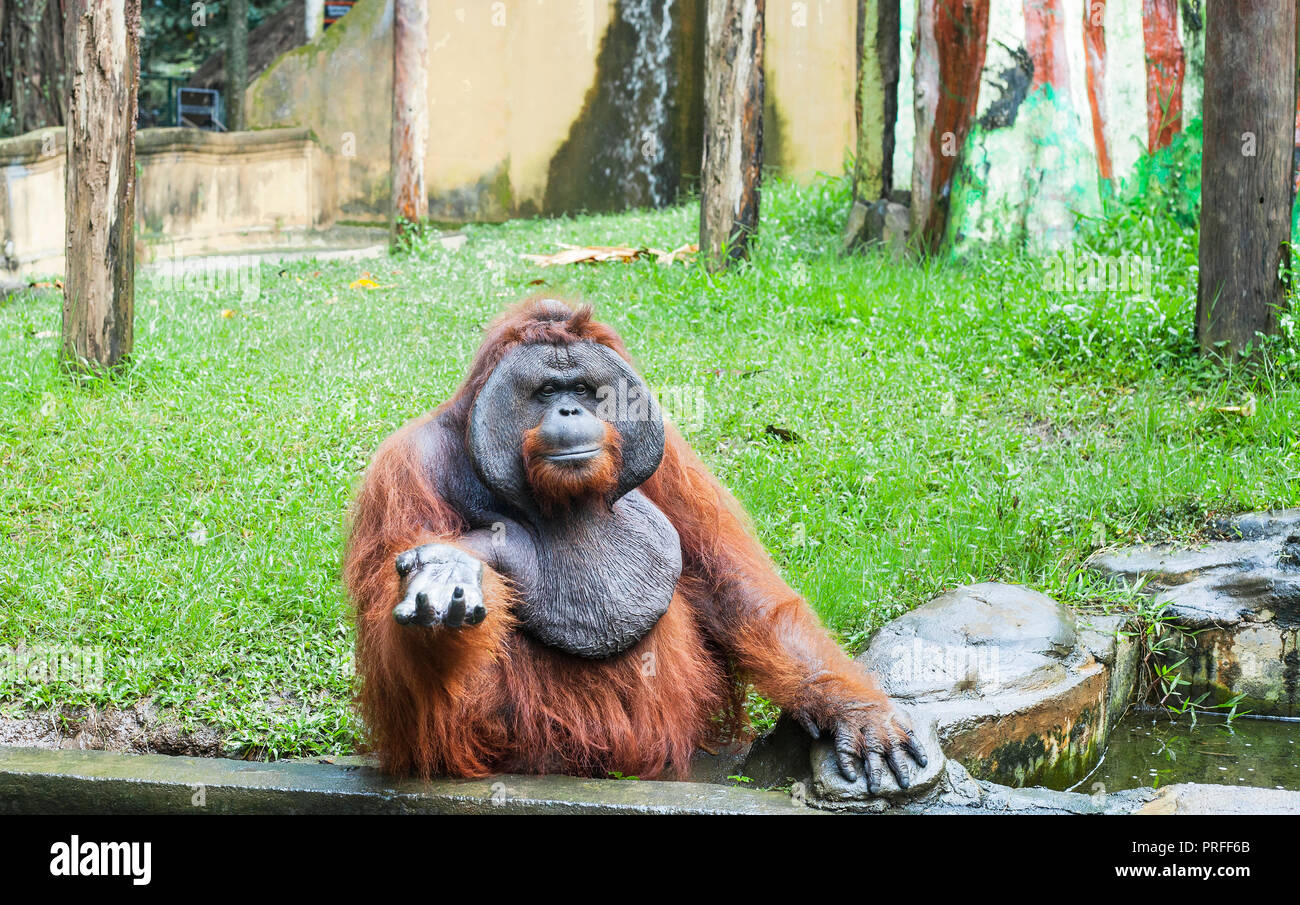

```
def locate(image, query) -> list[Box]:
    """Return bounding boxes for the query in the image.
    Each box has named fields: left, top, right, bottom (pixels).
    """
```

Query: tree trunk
left=1196, top=0, right=1295, bottom=358
left=1, top=0, right=69, bottom=134
left=910, top=0, right=989, bottom=255
left=391, top=0, right=428, bottom=236
left=227, top=0, right=248, bottom=130
left=699, top=0, right=764, bottom=271
left=852, top=0, right=899, bottom=203
left=62, top=0, right=139, bottom=371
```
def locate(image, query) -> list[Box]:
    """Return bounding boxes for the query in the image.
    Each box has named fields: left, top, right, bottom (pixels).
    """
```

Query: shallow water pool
left=1050, top=711, right=1300, bottom=794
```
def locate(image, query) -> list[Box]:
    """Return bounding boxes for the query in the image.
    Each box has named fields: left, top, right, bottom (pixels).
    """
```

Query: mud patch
left=0, top=704, right=224, bottom=758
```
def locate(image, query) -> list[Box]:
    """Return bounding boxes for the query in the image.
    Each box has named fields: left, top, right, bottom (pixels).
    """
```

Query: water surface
left=1056, top=712, right=1300, bottom=794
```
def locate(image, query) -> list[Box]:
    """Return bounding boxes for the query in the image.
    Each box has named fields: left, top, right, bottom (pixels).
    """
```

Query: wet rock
left=1078, top=612, right=1142, bottom=739
left=853, top=582, right=1132, bottom=789
left=684, top=738, right=752, bottom=785
left=808, top=714, right=945, bottom=809
left=738, top=715, right=811, bottom=789
left=1090, top=510, right=1300, bottom=716
left=1133, top=783, right=1300, bottom=815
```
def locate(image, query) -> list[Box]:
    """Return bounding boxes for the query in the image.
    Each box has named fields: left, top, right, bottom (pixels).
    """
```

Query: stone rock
left=840, top=200, right=871, bottom=255
left=684, top=738, right=753, bottom=785
left=1077, top=612, right=1142, bottom=739
left=738, top=715, right=811, bottom=789
left=855, top=582, right=1131, bottom=788
left=841, top=199, right=909, bottom=259
left=1090, top=508, right=1300, bottom=628
left=809, top=714, right=945, bottom=809
left=1090, top=509, right=1300, bottom=716
left=860, top=582, right=1078, bottom=701
left=1133, top=783, right=1300, bottom=815
left=881, top=203, right=910, bottom=261
left=744, top=582, right=1140, bottom=802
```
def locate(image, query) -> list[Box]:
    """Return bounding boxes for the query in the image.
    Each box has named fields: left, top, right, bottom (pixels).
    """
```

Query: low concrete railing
left=0, top=126, right=358, bottom=278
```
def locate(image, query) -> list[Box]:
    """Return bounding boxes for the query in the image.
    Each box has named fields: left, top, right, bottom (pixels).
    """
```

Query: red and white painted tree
left=910, top=0, right=989, bottom=254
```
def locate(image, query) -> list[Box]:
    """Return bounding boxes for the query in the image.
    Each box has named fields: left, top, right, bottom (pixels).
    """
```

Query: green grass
left=1, top=175, right=1297, bottom=759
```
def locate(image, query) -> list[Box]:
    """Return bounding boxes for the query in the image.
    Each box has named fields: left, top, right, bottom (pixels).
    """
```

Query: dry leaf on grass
left=348, top=272, right=390, bottom=290
left=1215, top=394, right=1257, bottom=418
left=521, top=242, right=698, bottom=267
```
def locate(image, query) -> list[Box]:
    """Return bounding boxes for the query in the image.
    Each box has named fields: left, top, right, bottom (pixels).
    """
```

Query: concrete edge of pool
left=2, top=746, right=1298, bottom=815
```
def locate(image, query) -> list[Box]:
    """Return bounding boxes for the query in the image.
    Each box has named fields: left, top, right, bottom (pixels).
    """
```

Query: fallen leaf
left=220, top=309, right=237, bottom=318
left=521, top=241, right=698, bottom=268
left=1215, top=394, right=1257, bottom=418
left=34, top=330, right=56, bottom=339
left=654, top=243, right=699, bottom=265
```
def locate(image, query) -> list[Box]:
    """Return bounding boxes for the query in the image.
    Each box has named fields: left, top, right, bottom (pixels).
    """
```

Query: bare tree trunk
left=852, top=0, right=900, bottom=203
left=1, top=0, right=69, bottom=134
left=699, top=0, right=764, bottom=271
left=227, top=0, right=248, bottom=130
left=391, top=0, right=428, bottom=237
left=63, top=0, right=139, bottom=371
left=1196, top=0, right=1295, bottom=358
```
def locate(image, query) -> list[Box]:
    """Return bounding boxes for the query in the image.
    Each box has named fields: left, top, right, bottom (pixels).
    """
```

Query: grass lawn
left=1, top=176, right=1297, bottom=759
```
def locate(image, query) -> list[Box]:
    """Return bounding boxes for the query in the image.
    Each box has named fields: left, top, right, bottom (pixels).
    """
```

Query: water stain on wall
left=544, top=0, right=705, bottom=214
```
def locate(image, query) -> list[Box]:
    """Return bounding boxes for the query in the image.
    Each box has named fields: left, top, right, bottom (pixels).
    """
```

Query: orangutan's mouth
left=546, top=447, right=601, bottom=463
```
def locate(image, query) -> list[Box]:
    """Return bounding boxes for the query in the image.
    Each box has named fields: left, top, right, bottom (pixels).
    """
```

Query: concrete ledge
left=4, top=746, right=1298, bottom=814
left=0, top=747, right=813, bottom=816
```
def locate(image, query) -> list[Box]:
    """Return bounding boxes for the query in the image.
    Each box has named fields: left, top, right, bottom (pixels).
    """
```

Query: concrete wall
left=0, top=127, right=346, bottom=278
left=247, top=0, right=858, bottom=221
left=0, top=129, right=66, bottom=276
left=765, top=0, right=858, bottom=180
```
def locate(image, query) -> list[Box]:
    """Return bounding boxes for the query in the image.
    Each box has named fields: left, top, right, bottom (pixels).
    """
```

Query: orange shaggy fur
left=343, top=298, right=891, bottom=779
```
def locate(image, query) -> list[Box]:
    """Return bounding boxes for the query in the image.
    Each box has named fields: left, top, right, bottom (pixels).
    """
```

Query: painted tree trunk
left=1083, top=0, right=1112, bottom=184
left=62, top=0, right=139, bottom=371
left=700, top=0, right=764, bottom=270
left=853, top=0, right=900, bottom=203
left=1025, top=0, right=1070, bottom=93
left=1141, top=0, right=1183, bottom=152
left=1197, top=0, right=1296, bottom=358
left=910, top=0, right=990, bottom=255
left=227, top=0, right=248, bottom=130
left=391, top=0, right=429, bottom=234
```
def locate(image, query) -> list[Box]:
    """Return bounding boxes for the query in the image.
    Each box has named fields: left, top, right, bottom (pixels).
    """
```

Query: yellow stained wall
left=248, top=0, right=851, bottom=221
left=765, top=0, right=857, bottom=181
left=0, top=127, right=346, bottom=277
